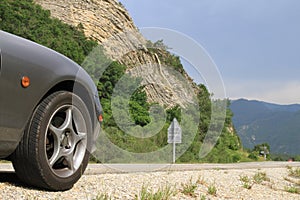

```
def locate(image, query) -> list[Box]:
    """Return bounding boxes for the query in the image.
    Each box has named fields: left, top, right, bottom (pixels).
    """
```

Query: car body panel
left=0, top=30, right=101, bottom=158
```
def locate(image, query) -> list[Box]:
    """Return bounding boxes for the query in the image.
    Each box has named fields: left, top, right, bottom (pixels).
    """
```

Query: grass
left=287, top=167, right=300, bottom=178
left=196, top=175, right=207, bottom=185
left=181, top=178, right=198, bottom=197
left=207, top=184, right=217, bottom=196
left=284, top=186, right=300, bottom=194
left=239, top=175, right=253, bottom=189
left=253, top=171, right=270, bottom=184
left=239, top=171, right=270, bottom=189
left=180, top=176, right=218, bottom=198
left=284, top=167, right=300, bottom=194
left=94, top=194, right=111, bottom=200
left=135, top=185, right=175, bottom=200
left=200, top=195, right=207, bottom=200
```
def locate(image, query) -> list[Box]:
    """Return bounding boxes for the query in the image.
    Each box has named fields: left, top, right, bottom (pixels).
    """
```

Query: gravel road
left=0, top=162, right=299, bottom=199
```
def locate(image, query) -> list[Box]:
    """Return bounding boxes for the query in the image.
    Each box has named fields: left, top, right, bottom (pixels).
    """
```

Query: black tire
left=12, top=91, right=92, bottom=191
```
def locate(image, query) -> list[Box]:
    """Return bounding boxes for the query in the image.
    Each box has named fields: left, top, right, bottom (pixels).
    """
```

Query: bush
left=248, top=152, right=258, bottom=161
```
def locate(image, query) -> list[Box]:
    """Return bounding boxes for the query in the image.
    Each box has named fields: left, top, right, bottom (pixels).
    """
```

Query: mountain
left=230, top=99, right=300, bottom=155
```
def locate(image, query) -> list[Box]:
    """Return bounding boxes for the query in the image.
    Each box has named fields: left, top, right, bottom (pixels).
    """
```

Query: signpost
left=260, top=146, right=269, bottom=160
left=167, top=118, right=182, bottom=163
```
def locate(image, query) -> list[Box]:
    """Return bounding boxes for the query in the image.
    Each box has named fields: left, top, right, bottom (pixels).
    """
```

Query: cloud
left=226, top=79, right=300, bottom=104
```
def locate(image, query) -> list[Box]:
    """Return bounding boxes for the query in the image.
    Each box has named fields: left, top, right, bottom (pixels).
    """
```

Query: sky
left=118, top=0, right=300, bottom=105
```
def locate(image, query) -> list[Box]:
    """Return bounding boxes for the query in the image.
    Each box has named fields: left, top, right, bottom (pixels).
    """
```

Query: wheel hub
left=61, top=131, right=72, bottom=149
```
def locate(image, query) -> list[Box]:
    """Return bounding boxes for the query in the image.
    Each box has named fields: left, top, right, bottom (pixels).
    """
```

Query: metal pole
left=264, top=146, right=267, bottom=160
left=173, top=141, right=176, bottom=163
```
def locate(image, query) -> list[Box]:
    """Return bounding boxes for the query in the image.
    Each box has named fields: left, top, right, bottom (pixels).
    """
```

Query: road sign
left=167, top=118, right=182, bottom=144
left=167, top=118, right=182, bottom=163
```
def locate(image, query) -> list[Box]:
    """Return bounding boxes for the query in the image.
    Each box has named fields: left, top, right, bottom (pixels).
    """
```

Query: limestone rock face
left=35, top=0, right=136, bottom=43
left=34, top=0, right=196, bottom=107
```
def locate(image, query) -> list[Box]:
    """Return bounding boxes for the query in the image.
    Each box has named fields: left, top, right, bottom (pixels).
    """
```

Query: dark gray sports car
left=0, top=30, right=102, bottom=191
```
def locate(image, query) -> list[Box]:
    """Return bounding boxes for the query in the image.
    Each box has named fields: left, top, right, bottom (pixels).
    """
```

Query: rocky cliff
left=34, top=0, right=196, bottom=108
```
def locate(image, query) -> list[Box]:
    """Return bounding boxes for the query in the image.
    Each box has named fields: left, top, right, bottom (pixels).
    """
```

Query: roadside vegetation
left=91, top=167, right=300, bottom=199
left=284, top=166, right=300, bottom=194
left=239, top=171, right=270, bottom=190
left=181, top=178, right=198, bottom=197
left=135, top=185, right=175, bottom=200
left=246, top=143, right=271, bottom=161
left=93, top=175, right=219, bottom=199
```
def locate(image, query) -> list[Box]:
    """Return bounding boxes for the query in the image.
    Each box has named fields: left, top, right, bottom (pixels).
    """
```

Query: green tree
left=248, top=143, right=271, bottom=160
left=0, top=0, right=97, bottom=64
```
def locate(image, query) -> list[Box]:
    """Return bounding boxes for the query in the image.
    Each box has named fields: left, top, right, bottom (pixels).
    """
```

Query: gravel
left=0, top=164, right=299, bottom=199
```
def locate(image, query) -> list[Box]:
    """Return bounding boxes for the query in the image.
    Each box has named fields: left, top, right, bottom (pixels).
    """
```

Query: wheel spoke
left=64, top=152, right=75, bottom=172
left=59, top=108, right=73, bottom=130
left=49, top=124, right=63, bottom=140
left=49, top=147, right=64, bottom=167
left=73, top=131, right=87, bottom=145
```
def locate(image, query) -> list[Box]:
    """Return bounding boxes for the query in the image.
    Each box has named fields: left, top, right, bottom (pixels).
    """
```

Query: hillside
left=0, top=0, right=244, bottom=163
left=34, top=0, right=195, bottom=108
left=231, top=99, right=300, bottom=155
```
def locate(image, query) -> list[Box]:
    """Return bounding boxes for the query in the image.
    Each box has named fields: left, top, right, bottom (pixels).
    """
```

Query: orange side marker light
left=21, top=76, right=30, bottom=88
left=98, top=114, right=103, bottom=123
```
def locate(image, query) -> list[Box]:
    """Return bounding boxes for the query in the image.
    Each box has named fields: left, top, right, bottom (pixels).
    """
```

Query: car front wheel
left=12, top=91, right=92, bottom=191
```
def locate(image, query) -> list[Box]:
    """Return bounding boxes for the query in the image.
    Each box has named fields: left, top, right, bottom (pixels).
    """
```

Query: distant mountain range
left=230, top=99, right=300, bottom=155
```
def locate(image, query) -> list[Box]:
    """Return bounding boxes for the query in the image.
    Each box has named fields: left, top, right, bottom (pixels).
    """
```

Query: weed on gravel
left=94, top=193, right=111, bottom=200
left=135, top=184, right=175, bottom=200
left=239, top=175, right=253, bottom=189
left=207, top=184, right=217, bottom=196
left=239, top=171, right=270, bottom=190
left=287, top=167, right=300, bottom=178
left=196, top=175, right=207, bottom=185
left=181, top=178, right=198, bottom=197
left=285, top=185, right=299, bottom=194
left=253, top=171, right=270, bottom=184
left=284, top=167, right=300, bottom=194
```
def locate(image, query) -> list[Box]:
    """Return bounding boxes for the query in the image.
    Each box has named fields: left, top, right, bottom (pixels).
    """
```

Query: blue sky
left=118, top=0, right=300, bottom=104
